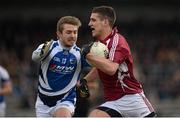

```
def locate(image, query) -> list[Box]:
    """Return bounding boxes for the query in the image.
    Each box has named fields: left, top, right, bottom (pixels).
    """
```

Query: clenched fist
left=40, top=40, right=53, bottom=60
left=81, top=42, right=94, bottom=59
left=77, top=79, right=90, bottom=98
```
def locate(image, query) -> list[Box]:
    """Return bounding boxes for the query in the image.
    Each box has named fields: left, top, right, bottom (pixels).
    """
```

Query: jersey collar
left=99, top=27, right=118, bottom=45
left=57, top=39, right=75, bottom=50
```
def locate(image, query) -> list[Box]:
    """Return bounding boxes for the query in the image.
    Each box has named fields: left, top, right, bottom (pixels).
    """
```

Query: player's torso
left=38, top=41, right=81, bottom=96
left=98, top=33, right=142, bottom=101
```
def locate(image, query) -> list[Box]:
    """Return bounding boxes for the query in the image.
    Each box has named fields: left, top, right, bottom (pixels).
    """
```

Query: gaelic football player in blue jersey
left=32, top=16, right=89, bottom=117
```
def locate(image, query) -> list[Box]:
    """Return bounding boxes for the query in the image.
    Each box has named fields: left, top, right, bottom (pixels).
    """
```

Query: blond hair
left=57, top=16, right=81, bottom=32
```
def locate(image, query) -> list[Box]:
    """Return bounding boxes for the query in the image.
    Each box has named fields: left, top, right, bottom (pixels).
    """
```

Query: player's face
left=88, top=13, right=105, bottom=38
left=57, top=24, right=78, bottom=47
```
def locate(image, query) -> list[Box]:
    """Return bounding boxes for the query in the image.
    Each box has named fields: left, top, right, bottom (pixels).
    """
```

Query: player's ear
left=104, top=17, right=109, bottom=26
left=56, top=31, right=62, bottom=39
left=56, top=31, right=59, bottom=35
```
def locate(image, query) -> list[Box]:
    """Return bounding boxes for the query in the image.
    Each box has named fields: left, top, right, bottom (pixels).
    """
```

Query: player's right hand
left=81, top=42, right=93, bottom=59
left=40, top=40, right=53, bottom=59
left=77, top=79, right=90, bottom=98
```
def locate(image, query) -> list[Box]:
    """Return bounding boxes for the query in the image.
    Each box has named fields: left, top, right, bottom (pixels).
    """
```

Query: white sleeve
left=0, top=66, right=10, bottom=81
left=32, top=44, right=44, bottom=62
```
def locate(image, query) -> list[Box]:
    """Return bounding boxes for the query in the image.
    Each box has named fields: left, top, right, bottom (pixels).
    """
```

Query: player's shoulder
left=73, top=45, right=81, bottom=52
left=112, top=33, right=130, bottom=55
left=0, top=65, right=10, bottom=79
left=116, top=32, right=126, bottom=42
left=51, top=40, right=59, bottom=47
left=116, top=33, right=129, bottom=45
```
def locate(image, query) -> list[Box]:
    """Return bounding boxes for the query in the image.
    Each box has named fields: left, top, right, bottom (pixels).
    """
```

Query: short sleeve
left=0, top=66, right=10, bottom=81
left=111, top=46, right=130, bottom=64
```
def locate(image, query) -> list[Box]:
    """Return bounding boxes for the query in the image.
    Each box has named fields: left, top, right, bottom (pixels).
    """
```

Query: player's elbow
left=7, top=84, right=12, bottom=94
left=105, top=67, right=117, bottom=76
left=3, top=82, right=12, bottom=95
left=104, top=63, right=118, bottom=76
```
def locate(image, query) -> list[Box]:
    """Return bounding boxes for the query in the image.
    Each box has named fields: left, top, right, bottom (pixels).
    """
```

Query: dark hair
left=92, top=6, right=116, bottom=27
left=57, top=16, right=81, bottom=32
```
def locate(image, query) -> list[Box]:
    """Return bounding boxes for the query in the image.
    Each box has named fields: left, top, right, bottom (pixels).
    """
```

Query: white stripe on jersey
left=37, top=40, right=81, bottom=96
left=109, top=33, right=119, bottom=61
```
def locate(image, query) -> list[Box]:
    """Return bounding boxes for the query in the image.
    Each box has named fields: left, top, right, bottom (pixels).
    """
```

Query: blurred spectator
left=0, top=65, right=12, bottom=117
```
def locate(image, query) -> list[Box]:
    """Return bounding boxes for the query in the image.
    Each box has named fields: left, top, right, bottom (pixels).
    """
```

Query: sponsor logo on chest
left=50, top=57, right=77, bottom=74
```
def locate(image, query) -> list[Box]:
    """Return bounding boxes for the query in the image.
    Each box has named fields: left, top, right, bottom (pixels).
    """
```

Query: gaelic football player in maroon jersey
left=81, top=6, right=156, bottom=117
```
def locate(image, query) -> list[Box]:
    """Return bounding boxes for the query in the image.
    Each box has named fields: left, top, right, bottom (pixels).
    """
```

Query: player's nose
left=70, top=32, right=76, bottom=38
left=88, top=21, right=92, bottom=26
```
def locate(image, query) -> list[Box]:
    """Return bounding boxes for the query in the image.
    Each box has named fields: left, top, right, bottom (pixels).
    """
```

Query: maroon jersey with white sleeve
left=98, top=28, right=143, bottom=101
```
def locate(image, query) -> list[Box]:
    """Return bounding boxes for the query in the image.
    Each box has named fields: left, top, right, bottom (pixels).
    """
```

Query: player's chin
left=67, top=42, right=75, bottom=47
left=92, top=32, right=97, bottom=37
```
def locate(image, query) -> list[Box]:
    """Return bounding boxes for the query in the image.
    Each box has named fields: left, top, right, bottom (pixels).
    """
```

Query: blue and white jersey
left=32, top=39, right=87, bottom=96
left=0, top=66, right=10, bottom=103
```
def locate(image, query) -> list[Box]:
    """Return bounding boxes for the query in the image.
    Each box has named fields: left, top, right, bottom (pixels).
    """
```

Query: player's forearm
left=84, top=67, right=99, bottom=82
left=0, top=83, right=12, bottom=96
left=86, top=53, right=118, bottom=75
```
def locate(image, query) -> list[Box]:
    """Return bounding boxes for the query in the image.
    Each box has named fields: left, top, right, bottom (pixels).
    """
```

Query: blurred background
left=0, top=0, right=180, bottom=117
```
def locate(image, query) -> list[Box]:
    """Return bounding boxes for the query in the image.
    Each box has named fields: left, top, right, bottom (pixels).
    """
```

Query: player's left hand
left=77, top=79, right=90, bottom=98
left=40, top=39, right=53, bottom=60
left=81, top=42, right=94, bottom=59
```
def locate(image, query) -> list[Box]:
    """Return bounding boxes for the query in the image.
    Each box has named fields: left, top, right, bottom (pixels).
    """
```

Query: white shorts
left=0, top=102, right=6, bottom=117
left=100, top=92, right=154, bottom=117
left=35, top=95, right=76, bottom=118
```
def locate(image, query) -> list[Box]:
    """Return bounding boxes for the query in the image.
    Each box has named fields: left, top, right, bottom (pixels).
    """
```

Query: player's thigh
left=36, top=111, right=51, bottom=118
left=0, top=110, right=5, bottom=117
left=88, top=109, right=110, bottom=117
left=35, top=96, right=51, bottom=117
left=52, top=101, right=75, bottom=117
left=53, top=107, right=71, bottom=117
left=0, top=102, right=6, bottom=117
left=36, top=105, right=51, bottom=118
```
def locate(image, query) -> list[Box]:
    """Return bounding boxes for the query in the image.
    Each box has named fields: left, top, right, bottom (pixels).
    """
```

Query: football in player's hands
left=90, top=41, right=109, bottom=58
left=81, top=41, right=109, bottom=59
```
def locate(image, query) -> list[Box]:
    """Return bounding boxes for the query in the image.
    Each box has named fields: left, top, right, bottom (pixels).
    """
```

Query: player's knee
left=88, top=109, right=110, bottom=117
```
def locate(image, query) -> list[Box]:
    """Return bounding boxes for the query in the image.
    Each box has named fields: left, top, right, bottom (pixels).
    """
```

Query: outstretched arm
left=77, top=68, right=99, bottom=98
left=84, top=67, right=99, bottom=82
left=32, top=40, right=53, bottom=62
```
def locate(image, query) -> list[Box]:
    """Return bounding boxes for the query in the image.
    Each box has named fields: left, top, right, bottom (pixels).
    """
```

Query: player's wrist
left=80, top=78, right=87, bottom=84
left=78, top=78, right=90, bottom=98
left=86, top=52, right=93, bottom=58
left=81, top=42, right=94, bottom=59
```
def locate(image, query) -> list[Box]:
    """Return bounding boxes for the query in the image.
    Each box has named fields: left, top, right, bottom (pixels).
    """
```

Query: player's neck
left=58, top=39, right=72, bottom=50
left=99, top=27, right=112, bottom=40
